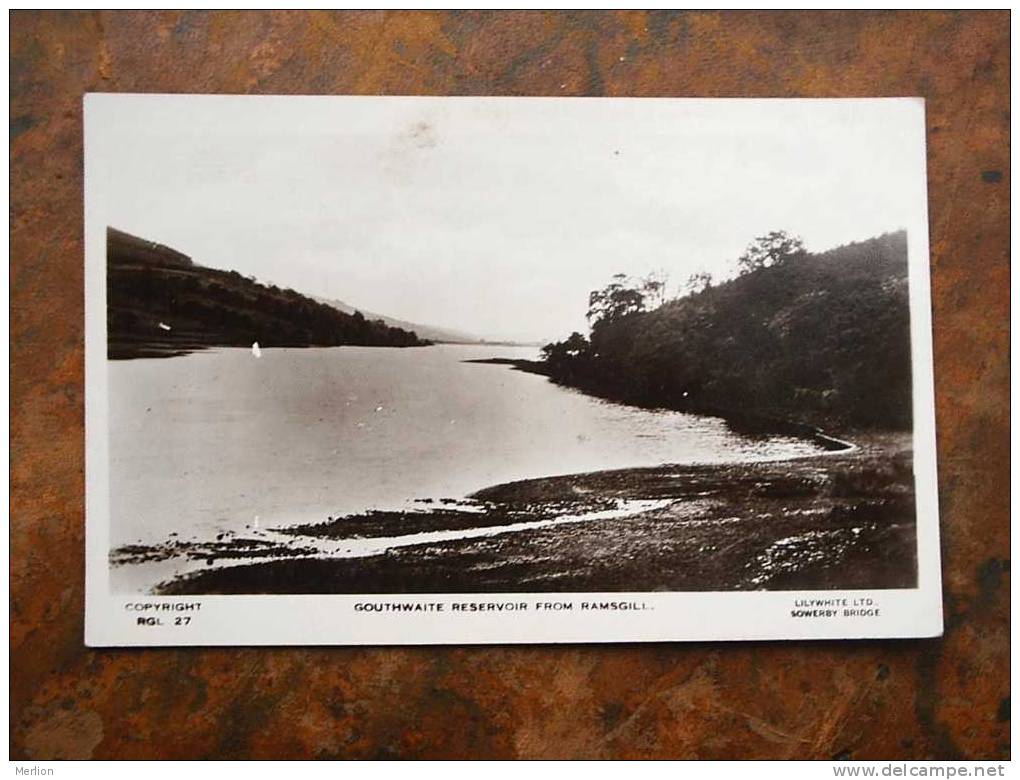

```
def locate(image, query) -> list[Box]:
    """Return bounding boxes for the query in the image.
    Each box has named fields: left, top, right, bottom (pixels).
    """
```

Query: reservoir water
left=108, top=344, right=826, bottom=549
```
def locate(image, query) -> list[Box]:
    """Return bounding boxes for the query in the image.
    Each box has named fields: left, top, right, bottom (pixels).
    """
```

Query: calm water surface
left=108, top=344, right=825, bottom=548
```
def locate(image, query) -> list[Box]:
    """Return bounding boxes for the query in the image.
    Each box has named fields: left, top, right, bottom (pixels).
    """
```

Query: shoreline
left=108, top=354, right=915, bottom=595
left=108, top=339, right=435, bottom=360
left=109, top=340, right=538, bottom=361
left=463, top=358, right=854, bottom=452
left=149, top=430, right=916, bottom=595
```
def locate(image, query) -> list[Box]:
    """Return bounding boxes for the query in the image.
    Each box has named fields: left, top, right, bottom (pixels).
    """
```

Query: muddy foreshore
left=151, top=431, right=917, bottom=595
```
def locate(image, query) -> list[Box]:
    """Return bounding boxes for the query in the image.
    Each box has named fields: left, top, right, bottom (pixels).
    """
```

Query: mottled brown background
left=10, top=10, right=1009, bottom=760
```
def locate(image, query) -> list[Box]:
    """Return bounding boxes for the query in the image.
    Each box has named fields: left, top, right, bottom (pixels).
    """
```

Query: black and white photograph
left=84, top=95, right=941, bottom=645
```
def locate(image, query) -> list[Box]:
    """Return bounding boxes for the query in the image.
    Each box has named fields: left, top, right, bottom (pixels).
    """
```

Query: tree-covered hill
left=106, top=227, right=429, bottom=358
left=541, top=231, right=912, bottom=430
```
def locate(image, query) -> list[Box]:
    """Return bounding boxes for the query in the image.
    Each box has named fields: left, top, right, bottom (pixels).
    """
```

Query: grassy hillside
left=106, top=227, right=429, bottom=358
left=313, top=295, right=482, bottom=344
left=542, top=231, right=913, bottom=430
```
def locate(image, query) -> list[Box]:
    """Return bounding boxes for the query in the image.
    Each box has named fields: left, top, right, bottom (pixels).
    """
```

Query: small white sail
left=251, top=341, right=262, bottom=358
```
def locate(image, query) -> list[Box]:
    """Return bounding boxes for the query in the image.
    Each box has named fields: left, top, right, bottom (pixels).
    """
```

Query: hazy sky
left=87, top=95, right=927, bottom=343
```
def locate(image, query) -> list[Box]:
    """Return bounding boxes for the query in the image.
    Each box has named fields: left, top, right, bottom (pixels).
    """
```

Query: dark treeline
left=107, top=227, right=429, bottom=358
left=541, top=230, right=912, bottom=430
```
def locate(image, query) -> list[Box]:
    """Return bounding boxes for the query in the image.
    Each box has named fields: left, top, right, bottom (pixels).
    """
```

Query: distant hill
left=539, top=231, right=912, bottom=430
left=106, top=227, right=429, bottom=358
left=312, top=295, right=481, bottom=344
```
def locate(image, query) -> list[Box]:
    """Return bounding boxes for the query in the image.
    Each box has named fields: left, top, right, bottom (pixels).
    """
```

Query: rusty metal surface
left=9, top=11, right=1009, bottom=760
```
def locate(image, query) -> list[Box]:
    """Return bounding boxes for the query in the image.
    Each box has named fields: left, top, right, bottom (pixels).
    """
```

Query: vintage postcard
left=84, top=94, right=942, bottom=645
